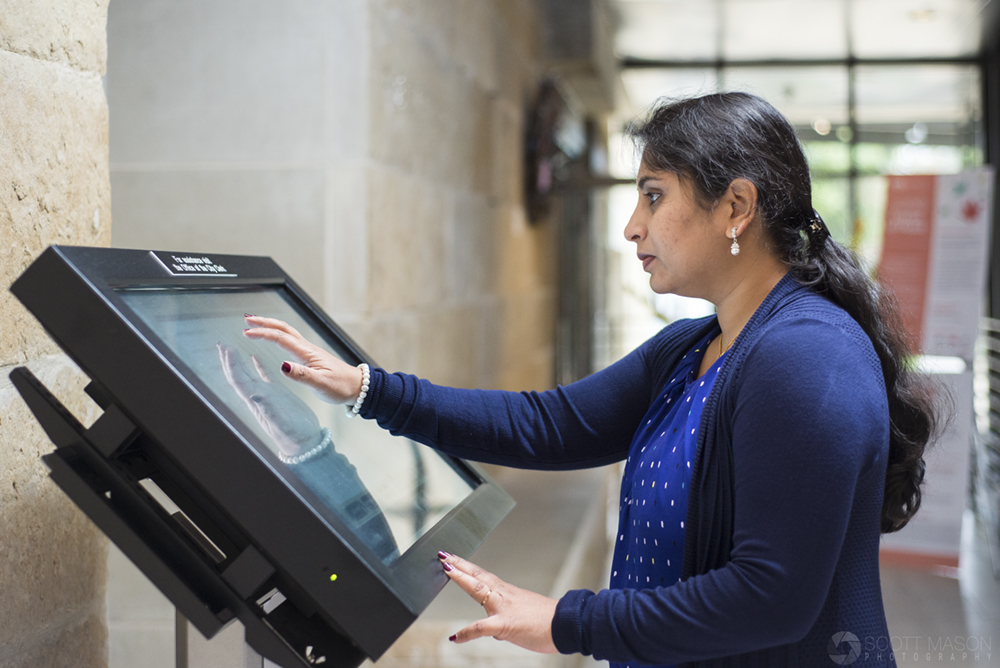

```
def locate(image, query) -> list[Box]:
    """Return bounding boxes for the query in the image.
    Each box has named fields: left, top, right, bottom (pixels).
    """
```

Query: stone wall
left=109, top=0, right=555, bottom=394
left=0, top=1, right=112, bottom=666
left=354, top=0, right=557, bottom=391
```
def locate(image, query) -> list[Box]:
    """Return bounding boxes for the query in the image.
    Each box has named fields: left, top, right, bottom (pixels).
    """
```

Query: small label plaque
left=150, top=251, right=237, bottom=277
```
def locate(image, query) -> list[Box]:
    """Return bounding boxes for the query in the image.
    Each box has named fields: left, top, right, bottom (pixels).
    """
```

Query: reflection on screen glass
left=118, top=288, right=475, bottom=564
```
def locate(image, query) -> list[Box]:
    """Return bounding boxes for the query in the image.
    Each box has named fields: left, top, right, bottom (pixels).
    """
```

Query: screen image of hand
left=217, top=342, right=324, bottom=457
left=218, top=340, right=400, bottom=561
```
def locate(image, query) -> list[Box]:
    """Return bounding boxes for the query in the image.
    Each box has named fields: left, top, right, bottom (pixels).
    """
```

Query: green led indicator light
left=329, top=574, right=338, bottom=582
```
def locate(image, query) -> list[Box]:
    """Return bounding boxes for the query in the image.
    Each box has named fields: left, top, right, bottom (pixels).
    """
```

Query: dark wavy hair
left=627, top=91, right=939, bottom=533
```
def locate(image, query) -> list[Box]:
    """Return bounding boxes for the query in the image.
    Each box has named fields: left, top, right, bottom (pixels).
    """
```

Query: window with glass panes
left=617, top=63, right=983, bottom=266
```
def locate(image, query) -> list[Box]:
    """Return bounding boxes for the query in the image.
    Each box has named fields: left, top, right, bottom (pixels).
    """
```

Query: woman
left=244, top=92, right=936, bottom=667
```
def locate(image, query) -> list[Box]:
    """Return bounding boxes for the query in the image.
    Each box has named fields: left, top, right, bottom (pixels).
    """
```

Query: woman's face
left=623, top=167, right=734, bottom=299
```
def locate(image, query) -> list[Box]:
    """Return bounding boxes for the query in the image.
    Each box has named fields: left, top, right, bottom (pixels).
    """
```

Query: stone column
left=0, top=1, right=112, bottom=666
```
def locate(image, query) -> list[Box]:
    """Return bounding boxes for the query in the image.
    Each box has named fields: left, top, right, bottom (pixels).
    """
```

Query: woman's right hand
left=242, top=315, right=364, bottom=405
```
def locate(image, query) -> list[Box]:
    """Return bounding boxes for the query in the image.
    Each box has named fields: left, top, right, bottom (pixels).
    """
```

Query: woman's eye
left=646, top=192, right=661, bottom=205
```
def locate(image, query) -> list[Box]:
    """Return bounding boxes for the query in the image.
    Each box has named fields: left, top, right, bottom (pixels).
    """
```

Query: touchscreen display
left=118, top=287, right=475, bottom=564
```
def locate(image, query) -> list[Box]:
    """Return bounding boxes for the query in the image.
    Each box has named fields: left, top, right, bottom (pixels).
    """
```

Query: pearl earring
left=730, top=227, right=740, bottom=256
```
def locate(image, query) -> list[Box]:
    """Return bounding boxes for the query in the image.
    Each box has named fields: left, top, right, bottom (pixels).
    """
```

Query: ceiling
left=611, top=0, right=992, bottom=63
left=608, top=1, right=991, bottom=131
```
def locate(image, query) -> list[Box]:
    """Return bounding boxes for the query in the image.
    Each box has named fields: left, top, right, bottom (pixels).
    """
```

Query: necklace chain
left=718, top=334, right=735, bottom=358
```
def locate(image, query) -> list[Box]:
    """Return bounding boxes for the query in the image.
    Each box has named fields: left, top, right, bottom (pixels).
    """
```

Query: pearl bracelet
left=278, top=427, right=332, bottom=465
left=345, top=363, right=370, bottom=418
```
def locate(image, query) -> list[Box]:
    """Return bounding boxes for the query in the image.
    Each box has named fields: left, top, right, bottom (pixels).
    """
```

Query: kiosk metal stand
left=177, top=612, right=276, bottom=668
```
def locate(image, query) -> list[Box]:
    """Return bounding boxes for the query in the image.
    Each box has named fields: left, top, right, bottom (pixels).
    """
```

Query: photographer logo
left=829, top=631, right=862, bottom=665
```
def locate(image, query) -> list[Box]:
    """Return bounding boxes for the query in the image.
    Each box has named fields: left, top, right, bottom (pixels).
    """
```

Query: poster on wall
left=877, top=167, right=994, bottom=563
left=878, top=167, right=995, bottom=362
left=878, top=371, right=973, bottom=563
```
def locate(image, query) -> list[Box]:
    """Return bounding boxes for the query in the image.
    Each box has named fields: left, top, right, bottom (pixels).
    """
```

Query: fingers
left=443, top=562, right=501, bottom=609
left=449, top=617, right=507, bottom=645
left=243, top=316, right=318, bottom=362
left=243, top=315, right=305, bottom=340
left=218, top=343, right=256, bottom=401
left=251, top=354, right=272, bottom=382
left=243, top=325, right=318, bottom=361
left=439, top=553, right=510, bottom=620
left=278, top=359, right=328, bottom=396
left=242, top=315, right=360, bottom=403
left=441, top=553, right=505, bottom=591
left=218, top=343, right=235, bottom=386
left=437, top=552, right=560, bottom=654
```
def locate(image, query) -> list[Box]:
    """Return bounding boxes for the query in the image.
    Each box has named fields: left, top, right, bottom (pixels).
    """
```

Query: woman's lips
left=638, top=253, right=654, bottom=270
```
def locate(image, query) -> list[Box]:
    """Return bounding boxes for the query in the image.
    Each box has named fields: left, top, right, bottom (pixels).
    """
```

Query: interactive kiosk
left=9, top=246, right=514, bottom=668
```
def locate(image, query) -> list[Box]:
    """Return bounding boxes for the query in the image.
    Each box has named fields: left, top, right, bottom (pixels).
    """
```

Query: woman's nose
left=624, top=205, right=644, bottom=243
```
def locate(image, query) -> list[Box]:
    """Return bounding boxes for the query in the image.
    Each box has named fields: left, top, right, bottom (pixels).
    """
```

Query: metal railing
left=972, top=318, right=1000, bottom=576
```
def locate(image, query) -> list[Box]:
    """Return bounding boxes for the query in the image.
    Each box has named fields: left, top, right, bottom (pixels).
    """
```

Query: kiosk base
left=177, top=612, right=272, bottom=668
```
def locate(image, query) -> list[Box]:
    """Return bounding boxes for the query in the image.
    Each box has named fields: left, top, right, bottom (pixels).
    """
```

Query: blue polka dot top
left=609, top=330, right=725, bottom=668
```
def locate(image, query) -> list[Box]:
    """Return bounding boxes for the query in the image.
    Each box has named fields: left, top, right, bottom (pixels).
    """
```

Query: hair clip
left=806, top=213, right=831, bottom=250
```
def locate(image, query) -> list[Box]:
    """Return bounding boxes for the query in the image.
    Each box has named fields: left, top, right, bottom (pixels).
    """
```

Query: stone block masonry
left=0, top=49, right=111, bottom=365
left=0, top=1, right=112, bottom=666
left=0, top=357, right=107, bottom=667
left=364, top=0, right=558, bottom=393
left=0, top=0, right=108, bottom=74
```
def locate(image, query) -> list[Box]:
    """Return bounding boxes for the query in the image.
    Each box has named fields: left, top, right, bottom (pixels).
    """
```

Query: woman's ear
left=727, top=178, right=758, bottom=237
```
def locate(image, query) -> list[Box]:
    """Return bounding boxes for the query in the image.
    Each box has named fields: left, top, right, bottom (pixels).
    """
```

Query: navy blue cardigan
left=361, top=275, right=894, bottom=667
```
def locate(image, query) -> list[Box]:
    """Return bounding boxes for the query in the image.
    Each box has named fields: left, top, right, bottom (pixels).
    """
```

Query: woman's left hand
left=439, top=553, right=559, bottom=654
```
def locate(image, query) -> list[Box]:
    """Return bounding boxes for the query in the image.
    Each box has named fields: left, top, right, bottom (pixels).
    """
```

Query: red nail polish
left=448, top=635, right=457, bottom=642
left=443, top=563, right=453, bottom=572
left=437, top=551, right=450, bottom=560
left=281, top=362, right=291, bottom=373
left=244, top=313, right=255, bottom=318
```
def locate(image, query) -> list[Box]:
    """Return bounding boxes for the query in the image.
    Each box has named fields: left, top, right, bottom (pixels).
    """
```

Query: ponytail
left=787, top=221, right=938, bottom=533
